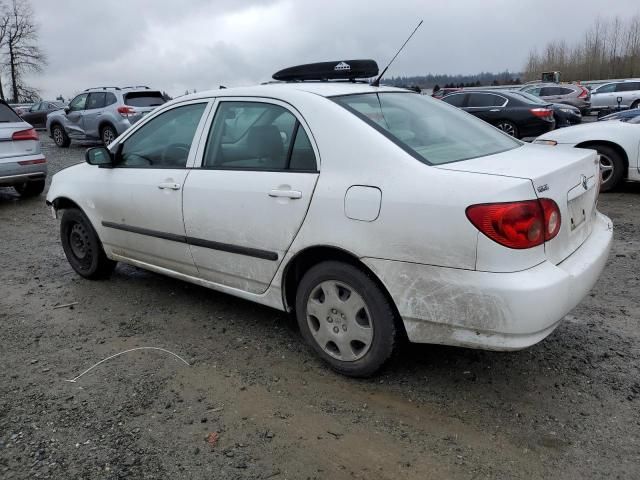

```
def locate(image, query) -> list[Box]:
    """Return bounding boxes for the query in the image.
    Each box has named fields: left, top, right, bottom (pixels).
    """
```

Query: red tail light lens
left=578, top=86, right=589, bottom=99
left=12, top=128, right=38, bottom=141
left=117, top=105, right=135, bottom=117
left=466, top=199, right=561, bottom=249
left=530, top=108, right=553, bottom=119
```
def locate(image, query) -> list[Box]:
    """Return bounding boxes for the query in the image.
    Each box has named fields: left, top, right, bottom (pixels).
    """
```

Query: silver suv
left=590, top=80, right=640, bottom=111
left=520, top=83, right=591, bottom=114
left=46, top=86, right=166, bottom=148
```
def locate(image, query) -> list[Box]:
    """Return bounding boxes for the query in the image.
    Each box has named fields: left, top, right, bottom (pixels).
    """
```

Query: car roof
left=173, top=82, right=409, bottom=103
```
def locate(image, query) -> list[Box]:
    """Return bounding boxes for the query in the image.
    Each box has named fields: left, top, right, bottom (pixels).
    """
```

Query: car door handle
left=269, top=189, right=302, bottom=199
left=158, top=182, right=181, bottom=190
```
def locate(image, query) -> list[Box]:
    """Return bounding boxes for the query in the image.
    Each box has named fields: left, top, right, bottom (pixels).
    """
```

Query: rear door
left=465, top=93, right=507, bottom=123
left=83, top=92, right=107, bottom=138
left=591, top=83, right=617, bottom=108
left=616, top=82, right=640, bottom=107
left=182, top=98, right=319, bottom=294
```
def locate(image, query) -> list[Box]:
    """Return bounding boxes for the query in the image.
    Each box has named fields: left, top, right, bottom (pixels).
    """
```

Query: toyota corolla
left=46, top=60, right=612, bottom=377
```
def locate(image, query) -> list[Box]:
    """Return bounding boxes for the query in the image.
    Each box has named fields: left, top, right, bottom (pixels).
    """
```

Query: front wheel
left=14, top=179, right=45, bottom=197
left=495, top=120, right=519, bottom=138
left=295, top=261, right=398, bottom=377
left=60, top=208, right=116, bottom=279
left=51, top=124, right=70, bottom=148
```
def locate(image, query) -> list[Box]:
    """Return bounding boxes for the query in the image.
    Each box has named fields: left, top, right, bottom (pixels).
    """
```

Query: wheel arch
left=49, top=120, right=65, bottom=135
left=574, top=140, right=629, bottom=179
left=98, top=120, right=117, bottom=134
left=281, top=245, right=407, bottom=337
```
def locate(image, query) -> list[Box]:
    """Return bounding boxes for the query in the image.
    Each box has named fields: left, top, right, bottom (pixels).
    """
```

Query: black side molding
left=101, top=221, right=278, bottom=261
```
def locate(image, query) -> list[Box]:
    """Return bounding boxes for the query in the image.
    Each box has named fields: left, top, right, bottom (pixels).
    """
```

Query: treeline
left=386, top=71, right=522, bottom=88
left=524, top=15, right=640, bottom=82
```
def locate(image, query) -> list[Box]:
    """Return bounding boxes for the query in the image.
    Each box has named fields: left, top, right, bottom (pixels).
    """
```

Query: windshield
left=333, top=92, right=520, bottom=165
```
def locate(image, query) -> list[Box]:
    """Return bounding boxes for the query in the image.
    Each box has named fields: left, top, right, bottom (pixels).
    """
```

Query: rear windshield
left=0, top=103, right=22, bottom=122
left=333, top=92, right=520, bottom=165
left=124, top=91, right=166, bottom=107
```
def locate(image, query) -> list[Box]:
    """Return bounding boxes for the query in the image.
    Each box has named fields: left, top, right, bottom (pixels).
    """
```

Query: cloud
left=27, top=0, right=640, bottom=99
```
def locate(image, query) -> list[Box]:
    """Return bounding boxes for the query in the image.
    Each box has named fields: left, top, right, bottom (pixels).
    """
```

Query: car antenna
left=372, top=19, right=423, bottom=87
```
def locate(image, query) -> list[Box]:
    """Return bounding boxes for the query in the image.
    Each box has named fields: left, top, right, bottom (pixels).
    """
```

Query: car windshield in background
left=0, top=103, right=23, bottom=122
left=124, top=91, right=166, bottom=107
left=333, top=92, right=520, bottom=165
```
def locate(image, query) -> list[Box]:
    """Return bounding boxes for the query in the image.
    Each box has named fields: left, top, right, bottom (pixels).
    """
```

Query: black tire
left=592, top=144, right=625, bottom=192
left=100, top=125, right=117, bottom=146
left=13, top=179, right=45, bottom=197
left=295, top=261, right=398, bottom=377
left=51, top=124, right=70, bottom=148
left=495, top=120, right=519, bottom=138
left=60, top=208, right=116, bottom=279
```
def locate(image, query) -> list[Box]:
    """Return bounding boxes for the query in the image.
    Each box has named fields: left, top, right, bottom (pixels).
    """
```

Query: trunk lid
left=0, top=122, right=39, bottom=162
left=436, top=144, right=600, bottom=264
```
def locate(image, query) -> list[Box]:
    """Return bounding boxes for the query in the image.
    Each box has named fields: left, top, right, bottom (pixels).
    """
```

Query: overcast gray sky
left=30, top=0, right=639, bottom=99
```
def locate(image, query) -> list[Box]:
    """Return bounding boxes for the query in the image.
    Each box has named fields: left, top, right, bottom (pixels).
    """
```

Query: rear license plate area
left=568, top=195, right=587, bottom=231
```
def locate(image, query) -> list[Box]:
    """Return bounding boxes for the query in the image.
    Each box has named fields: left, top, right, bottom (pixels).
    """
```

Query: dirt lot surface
left=1, top=133, right=639, bottom=479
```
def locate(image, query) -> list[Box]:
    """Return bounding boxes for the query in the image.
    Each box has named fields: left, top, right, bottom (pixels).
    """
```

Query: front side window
left=441, top=93, right=466, bottom=107
left=595, top=84, right=616, bottom=94
left=333, top=92, right=520, bottom=165
left=203, top=101, right=316, bottom=171
left=68, top=94, right=88, bottom=112
left=118, top=103, right=206, bottom=168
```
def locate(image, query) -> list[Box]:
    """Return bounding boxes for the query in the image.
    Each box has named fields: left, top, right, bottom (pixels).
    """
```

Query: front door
left=92, top=101, right=211, bottom=275
left=83, top=92, right=107, bottom=139
left=65, top=93, right=88, bottom=138
left=182, top=99, right=319, bottom=294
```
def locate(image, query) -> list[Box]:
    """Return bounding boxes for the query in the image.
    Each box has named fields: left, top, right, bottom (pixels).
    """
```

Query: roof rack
left=84, top=86, right=121, bottom=91
left=272, top=60, right=378, bottom=82
left=122, top=85, right=150, bottom=90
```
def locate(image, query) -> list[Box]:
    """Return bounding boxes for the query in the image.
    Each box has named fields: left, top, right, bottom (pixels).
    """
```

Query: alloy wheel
left=102, top=127, right=116, bottom=146
left=599, top=153, right=615, bottom=186
left=53, top=127, right=64, bottom=145
left=306, top=280, right=373, bottom=362
left=497, top=122, right=516, bottom=137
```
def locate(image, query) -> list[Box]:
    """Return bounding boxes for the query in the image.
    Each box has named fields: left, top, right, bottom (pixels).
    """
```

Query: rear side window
left=203, top=101, right=316, bottom=171
left=105, top=93, right=117, bottom=106
left=0, top=103, right=22, bottom=122
left=467, top=93, right=504, bottom=107
left=124, top=91, right=166, bottom=107
left=334, top=92, right=520, bottom=165
left=617, top=82, right=640, bottom=92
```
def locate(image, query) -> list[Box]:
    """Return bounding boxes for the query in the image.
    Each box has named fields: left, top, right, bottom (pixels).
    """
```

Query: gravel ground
left=1, top=133, right=639, bottom=479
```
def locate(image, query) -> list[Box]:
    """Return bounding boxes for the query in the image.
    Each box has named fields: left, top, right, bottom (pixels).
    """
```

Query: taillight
left=117, top=105, right=135, bottom=117
left=578, top=86, right=589, bottom=99
left=466, top=199, right=561, bottom=249
left=530, top=108, right=553, bottom=119
left=18, top=158, right=46, bottom=165
left=12, top=128, right=38, bottom=141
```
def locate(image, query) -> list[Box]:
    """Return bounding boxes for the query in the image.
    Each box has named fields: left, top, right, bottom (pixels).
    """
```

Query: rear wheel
left=52, top=124, right=70, bottom=148
left=495, top=120, right=518, bottom=138
left=100, top=125, right=117, bottom=146
left=60, top=208, right=116, bottom=279
left=593, top=144, right=625, bottom=192
left=14, top=179, right=45, bottom=197
left=295, top=261, right=398, bottom=377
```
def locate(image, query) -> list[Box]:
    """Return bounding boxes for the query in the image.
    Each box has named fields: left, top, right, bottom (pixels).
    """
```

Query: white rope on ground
left=65, top=347, right=190, bottom=383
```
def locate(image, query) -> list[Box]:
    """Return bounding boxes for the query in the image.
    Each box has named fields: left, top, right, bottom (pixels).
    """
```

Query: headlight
left=533, top=139, right=558, bottom=146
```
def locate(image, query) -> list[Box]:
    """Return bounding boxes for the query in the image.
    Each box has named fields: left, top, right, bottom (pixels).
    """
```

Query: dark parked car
left=431, top=87, right=462, bottom=99
left=598, top=108, right=640, bottom=122
left=509, top=91, right=581, bottom=128
left=441, top=90, right=555, bottom=138
left=20, top=101, right=64, bottom=128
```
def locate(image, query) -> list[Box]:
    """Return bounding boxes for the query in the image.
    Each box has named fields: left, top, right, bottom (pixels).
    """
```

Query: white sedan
left=46, top=61, right=612, bottom=376
left=535, top=115, right=640, bottom=191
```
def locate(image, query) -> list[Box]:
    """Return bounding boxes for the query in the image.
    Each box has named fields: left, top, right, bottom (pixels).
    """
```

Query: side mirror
left=64, top=106, right=71, bottom=114
left=85, top=147, right=113, bottom=167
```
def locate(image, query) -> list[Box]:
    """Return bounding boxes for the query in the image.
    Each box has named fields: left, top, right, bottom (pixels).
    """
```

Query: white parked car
left=535, top=115, right=640, bottom=191
left=46, top=60, right=613, bottom=377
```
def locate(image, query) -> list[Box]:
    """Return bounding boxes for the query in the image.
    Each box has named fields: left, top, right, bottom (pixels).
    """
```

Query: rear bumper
left=0, top=154, right=47, bottom=186
left=363, top=212, right=613, bottom=351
